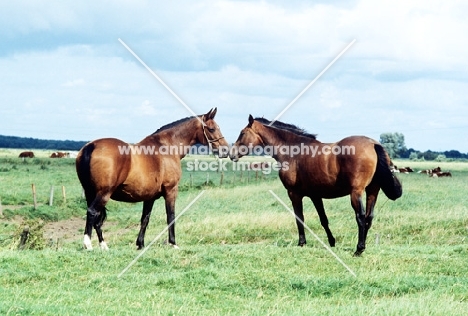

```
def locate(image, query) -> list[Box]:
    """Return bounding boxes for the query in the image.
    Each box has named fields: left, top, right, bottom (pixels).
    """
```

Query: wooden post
left=255, top=171, right=258, bottom=181
left=0, top=197, right=3, bottom=217
left=19, top=226, right=30, bottom=250
left=31, top=184, right=37, bottom=210
left=240, top=169, right=243, bottom=182
left=220, top=171, right=224, bottom=186
left=190, top=173, right=193, bottom=188
left=62, top=186, right=66, bottom=204
left=206, top=173, right=210, bottom=185
left=49, top=186, right=54, bottom=206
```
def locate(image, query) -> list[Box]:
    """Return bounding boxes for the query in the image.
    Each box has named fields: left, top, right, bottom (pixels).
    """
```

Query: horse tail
left=76, top=142, right=96, bottom=206
left=374, top=144, right=402, bottom=200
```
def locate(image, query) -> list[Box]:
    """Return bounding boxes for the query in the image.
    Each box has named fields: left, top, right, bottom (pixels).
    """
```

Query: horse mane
left=152, top=116, right=196, bottom=134
left=254, top=117, right=317, bottom=139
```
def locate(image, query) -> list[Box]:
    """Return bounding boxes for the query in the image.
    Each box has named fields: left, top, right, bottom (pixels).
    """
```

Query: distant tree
left=444, top=150, right=463, bottom=159
left=409, top=152, right=418, bottom=160
left=422, top=150, right=438, bottom=160
left=436, top=154, right=446, bottom=162
left=379, top=132, right=407, bottom=158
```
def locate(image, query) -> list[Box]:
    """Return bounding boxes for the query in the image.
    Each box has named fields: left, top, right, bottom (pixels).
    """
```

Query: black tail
left=76, top=142, right=96, bottom=207
left=374, top=144, right=402, bottom=200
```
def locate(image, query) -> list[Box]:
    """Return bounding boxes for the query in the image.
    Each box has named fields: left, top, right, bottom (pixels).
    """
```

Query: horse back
left=281, top=136, right=380, bottom=198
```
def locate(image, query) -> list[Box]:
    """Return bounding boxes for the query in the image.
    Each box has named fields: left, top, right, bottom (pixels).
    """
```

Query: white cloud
left=62, top=78, right=85, bottom=87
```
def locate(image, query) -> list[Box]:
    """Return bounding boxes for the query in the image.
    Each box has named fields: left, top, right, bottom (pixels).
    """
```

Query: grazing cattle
left=19, top=151, right=35, bottom=158
left=431, top=171, right=452, bottom=178
left=50, top=151, right=69, bottom=158
left=391, top=165, right=413, bottom=174
left=418, top=167, right=441, bottom=175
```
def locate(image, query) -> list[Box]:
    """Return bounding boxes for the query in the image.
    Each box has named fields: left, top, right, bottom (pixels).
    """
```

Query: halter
left=202, top=123, right=225, bottom=152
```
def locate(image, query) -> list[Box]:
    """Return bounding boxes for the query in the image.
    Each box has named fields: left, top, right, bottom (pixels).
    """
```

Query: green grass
left=1, top=154, right=468, bottom=314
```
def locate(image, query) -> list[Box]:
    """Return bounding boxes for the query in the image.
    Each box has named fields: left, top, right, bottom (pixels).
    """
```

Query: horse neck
left=256, top=123, right=320, bottom=162
left=143, top=118, right=200, bottom=159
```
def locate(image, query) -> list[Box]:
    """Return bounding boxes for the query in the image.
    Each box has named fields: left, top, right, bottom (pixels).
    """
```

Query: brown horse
left=229, top=115, right=402, bottom=256
left=76, top=108, right=228, bottom=250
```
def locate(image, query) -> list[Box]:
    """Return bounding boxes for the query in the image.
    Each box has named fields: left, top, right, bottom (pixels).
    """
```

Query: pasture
left=0, top=151, right=467, bottom=315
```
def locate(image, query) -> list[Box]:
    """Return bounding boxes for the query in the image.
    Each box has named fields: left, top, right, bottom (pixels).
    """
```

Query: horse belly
left=111, top=179, right=161, bottom=202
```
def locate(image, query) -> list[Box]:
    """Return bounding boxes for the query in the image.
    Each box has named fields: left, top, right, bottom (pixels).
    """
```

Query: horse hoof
left=353, top=250, right=364, bottom=257
left=171, top=244, right=180, bottom=250
left=83, top=235, right=93, bottom=250
left=100, top=241, right=109, bottom=250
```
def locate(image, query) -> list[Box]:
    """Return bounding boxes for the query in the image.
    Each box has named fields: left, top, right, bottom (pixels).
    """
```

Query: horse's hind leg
left=364, top=183, right=380, bottom=242
left=310, top=197, right=335, bottom=247
left=288, top=191, right=306, bottom=246
left=164, top=187, right=179, bottom=248
left=351, top=189, right=366, bottom=256
left=136, top=199, right=156, bottom=250
left=84, top=192, right=111, bottom=250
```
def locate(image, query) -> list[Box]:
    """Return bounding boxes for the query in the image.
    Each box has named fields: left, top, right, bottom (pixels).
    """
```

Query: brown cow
left=19, top=151, right=35, bottom=158
left=50, top=151, right=69, bottom=158
left=431, top=171, right=452, bottom=178
left=418, top=166, right=441, bottom=174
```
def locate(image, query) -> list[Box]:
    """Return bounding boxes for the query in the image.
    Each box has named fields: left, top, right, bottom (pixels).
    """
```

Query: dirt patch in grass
left=43, top=217, right=84, bottom=242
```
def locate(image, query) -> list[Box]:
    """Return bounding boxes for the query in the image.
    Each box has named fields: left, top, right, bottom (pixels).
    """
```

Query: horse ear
left=204, top=108, right=214, bottom=120
left=248, top=114, right=254, bottom=126
left=210, top=107, right=217, bottom=119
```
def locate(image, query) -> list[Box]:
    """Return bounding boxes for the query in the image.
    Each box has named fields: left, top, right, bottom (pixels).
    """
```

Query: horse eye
left=208, top=128, right=215, bottom=132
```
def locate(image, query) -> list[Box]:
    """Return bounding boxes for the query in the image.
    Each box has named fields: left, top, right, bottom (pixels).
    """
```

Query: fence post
left=31, top=184, right=37, bottom=210
left=220, top=171, right=224, bottom=186
left=49, top=186, right=54, bottom=206
left=19, top=226, right=30, bottom=250
left=205, top=173, right=210, bottom=185
left=190, top=173, right=193, bottom=188
left=0, top=197, right=3, bottom=217
left=62, top=186, right=66, bottom=204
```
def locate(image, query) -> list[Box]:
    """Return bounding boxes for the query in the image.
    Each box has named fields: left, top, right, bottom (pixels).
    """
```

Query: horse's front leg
left=288, top=191, right=306, bottom=246
left=136, top=199, right=156, bottom=250
left=164, top=187, right=179, bottom=248
left=351, top=189, right=366, bottom=256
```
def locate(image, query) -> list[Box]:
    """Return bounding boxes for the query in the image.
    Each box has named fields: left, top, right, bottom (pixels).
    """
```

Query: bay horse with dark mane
left=76, top=108, right=228, bottom=250
left=230, top=115, right=402, bottom=256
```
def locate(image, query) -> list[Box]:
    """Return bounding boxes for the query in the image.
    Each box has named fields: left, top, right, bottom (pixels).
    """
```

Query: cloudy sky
left=1, top=0, right=468, bottom=152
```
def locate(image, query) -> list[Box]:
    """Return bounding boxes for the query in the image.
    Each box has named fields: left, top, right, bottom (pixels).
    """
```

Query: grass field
left=1, top=151, right=467, bottom=315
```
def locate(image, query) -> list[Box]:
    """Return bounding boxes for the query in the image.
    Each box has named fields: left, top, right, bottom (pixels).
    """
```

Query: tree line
left=1, top=133, right=466, bottom=161
left=0, top=135, right=88, bottom=151
left=379, top=132, right=468, bottom=161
